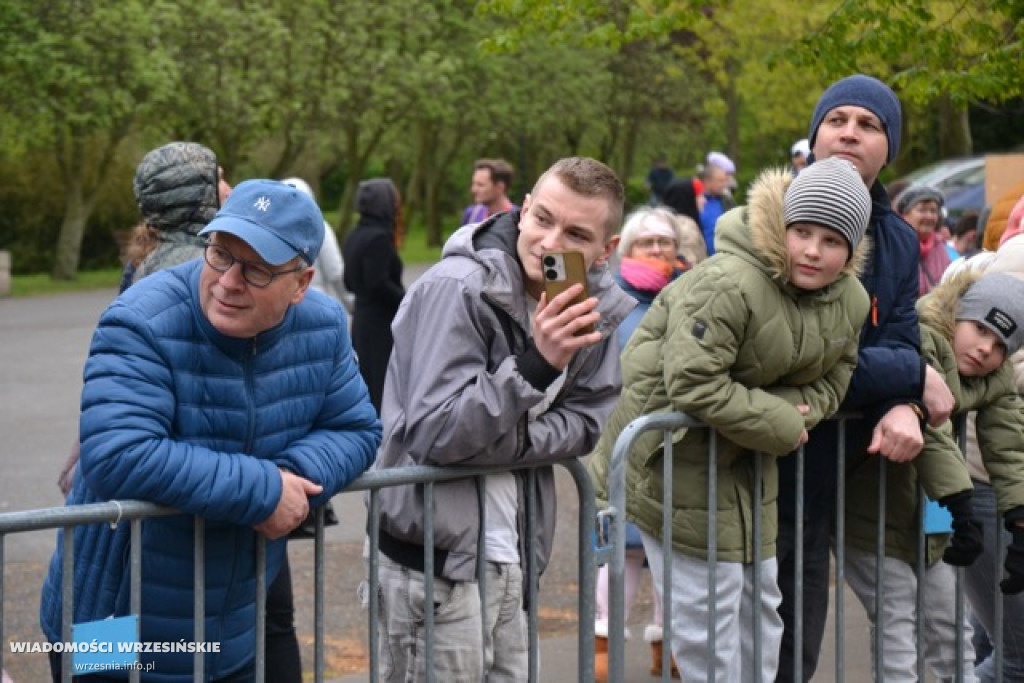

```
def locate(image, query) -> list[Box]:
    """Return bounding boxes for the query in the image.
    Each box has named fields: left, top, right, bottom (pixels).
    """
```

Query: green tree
left=482, top=0, right=1024, bottom=176
left=0, top=0, right=178, bottom=279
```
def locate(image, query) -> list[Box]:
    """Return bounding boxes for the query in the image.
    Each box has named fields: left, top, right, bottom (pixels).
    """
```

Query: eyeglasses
left=204, top=244, right=305, bottom=288
left=633, top=236, right=676, bottom=251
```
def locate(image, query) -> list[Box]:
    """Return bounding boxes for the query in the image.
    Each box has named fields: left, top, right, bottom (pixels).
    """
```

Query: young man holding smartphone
left=371, top=157, right=636, bottom=681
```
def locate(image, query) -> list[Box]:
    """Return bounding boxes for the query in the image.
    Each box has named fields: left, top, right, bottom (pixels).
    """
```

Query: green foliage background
left=1, top=0, right=1022, bottom=276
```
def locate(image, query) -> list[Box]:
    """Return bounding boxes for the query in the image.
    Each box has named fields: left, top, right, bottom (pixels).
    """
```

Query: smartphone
left=542, top=250, right=594, bottom=335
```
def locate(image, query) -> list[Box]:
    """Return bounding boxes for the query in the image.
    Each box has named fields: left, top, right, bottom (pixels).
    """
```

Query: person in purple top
left=460, top=158, right=518, bottom=226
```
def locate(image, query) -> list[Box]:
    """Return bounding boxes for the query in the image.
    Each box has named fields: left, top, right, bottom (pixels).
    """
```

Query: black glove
left=940, top=491, right=984, bottom=567
left=1002, top=523, right=1024, bottom=594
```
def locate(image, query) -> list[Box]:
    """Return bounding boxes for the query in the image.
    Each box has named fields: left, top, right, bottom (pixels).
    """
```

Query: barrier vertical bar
left=704, top=429, right=715, bottom=683
left=314, top=505, right=325, bottom=683
left=62, top=526, right=73, bottom=683
left=916, top=490, right=926, bottom=683
left=660, top=428, right=673, bottom=682
left=794, top=444, right=804, bottom=683
left=606, top=420, right=632, bottom=683
left=995, top=525, right=1005, bottom=683
left=834, top=422, right=846, bottom=683
left=566, top=459, right=597, bottom=683
left=0, top=535, right=5, bottom=677
left=194, top=516, right=205, bottom=680
left=476, top=476, right=488, bottom=677
left=874, top=459, right=886, bottom=681
left=423, top=483, right=435, bottom=683
left=255, top=533, right=266, bottom=683
left=129, top=519, right=142, bottom=683
left=526, top=468, right=539, bottom=683
left=954, top=421, right=968, bottom=683
left=368, top=491, right=381, bottom=683
left=752, top=452, right=763, bottom=683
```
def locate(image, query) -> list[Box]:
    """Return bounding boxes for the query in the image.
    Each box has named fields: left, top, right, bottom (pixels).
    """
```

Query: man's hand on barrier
left=1002, top=524, right=1024, bottom=594
left=255, top=469, right=323, bottom=540
left=867, top=404, right=924, bottom=463
left=922, top=364, right=955, bottom=427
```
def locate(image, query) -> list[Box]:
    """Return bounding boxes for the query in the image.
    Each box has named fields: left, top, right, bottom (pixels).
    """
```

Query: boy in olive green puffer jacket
left=844, top=270, right=1024, bottom=682
left=589, top=157, right=873, bottom=682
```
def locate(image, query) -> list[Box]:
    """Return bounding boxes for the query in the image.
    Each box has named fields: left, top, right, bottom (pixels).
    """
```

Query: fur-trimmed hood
left=715, top=167, right=870, bottom=289
left=917, top=268, right=981, bottom=344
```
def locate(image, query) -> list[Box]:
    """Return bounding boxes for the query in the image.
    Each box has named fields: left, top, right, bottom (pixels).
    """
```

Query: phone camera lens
left=545, top=269, right=558, bottom=280
left=543, top=255, right=556, bottom=267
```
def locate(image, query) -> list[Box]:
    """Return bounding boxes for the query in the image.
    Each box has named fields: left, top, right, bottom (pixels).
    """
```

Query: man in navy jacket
left=40, top=180, right=381, bottom=682
left=775, top=75, right=956, bottom=682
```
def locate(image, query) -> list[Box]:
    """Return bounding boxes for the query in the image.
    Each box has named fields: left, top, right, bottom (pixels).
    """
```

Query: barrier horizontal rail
left=0, top=457, right=596, bottom=682
left=601, top=410, right=994, bottom=682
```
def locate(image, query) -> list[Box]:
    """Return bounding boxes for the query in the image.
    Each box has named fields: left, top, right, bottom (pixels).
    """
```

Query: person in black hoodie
left=342, top=178, right=406, bottom=412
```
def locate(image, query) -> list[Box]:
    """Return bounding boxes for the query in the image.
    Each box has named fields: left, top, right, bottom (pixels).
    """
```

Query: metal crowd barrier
left=0, top=458, right=597, bottom=683
left=603, top=411, right=1003, bottom=683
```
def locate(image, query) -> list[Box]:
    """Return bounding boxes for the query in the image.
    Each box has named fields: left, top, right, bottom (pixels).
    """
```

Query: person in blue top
left=698, top=152, right=736, bottom=256
left=775, top=74, right=956, bottom=682
left=40, top=179, right=382, bottom=682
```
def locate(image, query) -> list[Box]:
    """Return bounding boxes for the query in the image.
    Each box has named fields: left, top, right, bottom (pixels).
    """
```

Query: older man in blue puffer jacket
left=40, top=179, right=381, bottom=682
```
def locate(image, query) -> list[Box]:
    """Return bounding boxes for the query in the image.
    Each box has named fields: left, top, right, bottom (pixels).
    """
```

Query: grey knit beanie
left=894, top=185, right=945, bottom=215
left=956, top=272, right=1024, bottom=355
left=133, top=142, right=220, bottom=236
left=808, top=74, right=902, bottom=164
left=783, top=157, right=872, bottom=256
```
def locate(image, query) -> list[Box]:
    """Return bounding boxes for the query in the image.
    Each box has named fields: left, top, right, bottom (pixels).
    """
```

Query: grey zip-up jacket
left=372, top=211, right=636, bottom=582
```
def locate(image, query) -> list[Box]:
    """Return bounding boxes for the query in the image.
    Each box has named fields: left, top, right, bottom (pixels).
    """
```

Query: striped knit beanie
left=783, top=157, right=872, bottom=257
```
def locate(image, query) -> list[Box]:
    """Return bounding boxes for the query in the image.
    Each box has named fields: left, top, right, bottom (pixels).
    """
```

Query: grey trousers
left=845, top=544, right=978, bottom=682
left=641, top=530, right=783, bottom=683
left=376, top=554, right=528, bottom=683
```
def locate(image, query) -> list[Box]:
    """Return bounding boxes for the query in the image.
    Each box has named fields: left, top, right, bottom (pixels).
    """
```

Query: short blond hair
left=532, top=157, right=624, bottom=237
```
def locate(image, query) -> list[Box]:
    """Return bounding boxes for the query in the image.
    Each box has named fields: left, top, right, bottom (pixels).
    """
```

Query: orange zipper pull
left=871, top=295, right=878, bottom=326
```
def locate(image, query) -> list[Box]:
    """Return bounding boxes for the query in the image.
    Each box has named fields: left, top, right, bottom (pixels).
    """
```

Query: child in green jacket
left=589, top=157, right=872, bottom=682
left=844, top=270, right=1024, bottom=682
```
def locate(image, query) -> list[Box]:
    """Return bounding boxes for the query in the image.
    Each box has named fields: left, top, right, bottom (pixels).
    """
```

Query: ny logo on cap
left=254, top=196, right=271, bottom=212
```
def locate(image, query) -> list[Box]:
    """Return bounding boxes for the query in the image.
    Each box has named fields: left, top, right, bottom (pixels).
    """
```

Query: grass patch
left=399, top=232, right=445, bottom=266
left=11, top=268, right=122, bottom=297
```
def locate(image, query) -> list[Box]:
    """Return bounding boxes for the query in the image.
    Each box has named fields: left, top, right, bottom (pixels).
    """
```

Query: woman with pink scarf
left=594, top=204, right=706, bottom=680
left=896, top=185, right=950, bottom=297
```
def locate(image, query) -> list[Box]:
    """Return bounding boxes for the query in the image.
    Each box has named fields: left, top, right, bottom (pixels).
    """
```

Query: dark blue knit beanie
left=808, top=74, right=902, bottom=164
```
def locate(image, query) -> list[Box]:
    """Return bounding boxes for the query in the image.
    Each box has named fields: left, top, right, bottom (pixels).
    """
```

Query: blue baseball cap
left=199, top=179, right=324, bottom=265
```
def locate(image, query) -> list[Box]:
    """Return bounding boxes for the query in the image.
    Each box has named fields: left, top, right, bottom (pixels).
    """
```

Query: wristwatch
left=907, top=403, right=926, bottom=422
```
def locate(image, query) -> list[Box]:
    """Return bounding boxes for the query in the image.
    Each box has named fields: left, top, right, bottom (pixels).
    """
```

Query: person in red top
left=460, top=158, right=518, bottom=226
left=896, top=186, right=950, bottom=297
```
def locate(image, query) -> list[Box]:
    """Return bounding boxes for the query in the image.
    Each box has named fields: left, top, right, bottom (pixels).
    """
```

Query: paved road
left=0, top=268, right=873, bottom=681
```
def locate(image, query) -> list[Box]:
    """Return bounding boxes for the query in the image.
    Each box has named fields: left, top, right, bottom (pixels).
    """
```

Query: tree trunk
left=938, top=96, right=972, bottom=158
left=723, top=62, right=741, bottom=172
left=428, top=128, right=465, bottom=248
left=51, top=129, right=125, bottom=280
left=336, top=119, right=394, bottom=239
left=52, top=176, right=91, bottom=280
left=621, top=119, right=640, bottom=183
